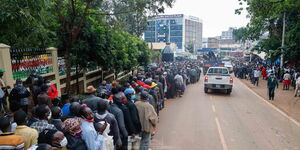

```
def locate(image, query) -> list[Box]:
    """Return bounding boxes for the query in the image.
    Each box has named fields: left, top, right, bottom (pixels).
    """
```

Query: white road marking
left=210, top=96, right=229, bottom=150
left=237, top=78, right=300, bottom=127
left=215, top=117, right=229, bottom=150
left=212, top=104, right=216, bottom=112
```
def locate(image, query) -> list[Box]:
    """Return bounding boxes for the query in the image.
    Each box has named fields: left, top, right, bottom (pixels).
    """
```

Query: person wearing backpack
left=9, top=79, right=31, bottom=113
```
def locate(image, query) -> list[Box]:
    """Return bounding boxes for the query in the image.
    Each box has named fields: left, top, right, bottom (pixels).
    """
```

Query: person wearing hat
left=98, top=80, right=112, bottom=99
left=144, top=79, right=160, bottom=116
left=267, top=72, right=278, bottom=100
left=123, top=89, right=141, bottom=145
left=83, top=86, right=106, bottom=112
left=134, top=91, right=158, bottom=150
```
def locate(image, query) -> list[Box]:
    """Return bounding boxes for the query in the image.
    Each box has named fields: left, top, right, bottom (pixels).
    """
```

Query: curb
left=237, top=78, right=300, bottom=127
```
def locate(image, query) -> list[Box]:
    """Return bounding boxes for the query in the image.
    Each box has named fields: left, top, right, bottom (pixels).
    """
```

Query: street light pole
left=280, top=11, right=286, bottom=72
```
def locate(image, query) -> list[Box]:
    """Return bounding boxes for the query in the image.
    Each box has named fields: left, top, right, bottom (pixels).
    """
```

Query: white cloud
left=164, top=0, right=249, bottom=37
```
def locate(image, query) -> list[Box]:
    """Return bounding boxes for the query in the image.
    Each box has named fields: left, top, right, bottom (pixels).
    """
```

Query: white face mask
left=47, top=112, right=52, bottom=120
left=59, top=137, right=68, bottom=147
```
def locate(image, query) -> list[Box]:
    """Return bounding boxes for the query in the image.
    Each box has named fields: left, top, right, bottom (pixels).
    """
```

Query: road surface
left=151, top=77, right=300, bottom=150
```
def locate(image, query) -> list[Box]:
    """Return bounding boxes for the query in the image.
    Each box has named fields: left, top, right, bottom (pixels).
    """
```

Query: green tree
left=235, top=0, right=300, bottom=62
left=0, top=0, right=53, bottom=48
left=101, top=0, right=175, bottom=36
left=233, top=27, right=248, bottom=42
left=185, top=41, right=195, bottom=54
left=52, top=0, right=104, bottom=94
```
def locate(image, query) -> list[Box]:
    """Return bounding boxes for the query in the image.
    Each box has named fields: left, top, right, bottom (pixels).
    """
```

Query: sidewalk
left=239, top=77, right=300, bottom=123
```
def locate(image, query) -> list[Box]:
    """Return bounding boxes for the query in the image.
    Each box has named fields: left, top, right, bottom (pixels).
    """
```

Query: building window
left=170, top=31, right=183, bottom=36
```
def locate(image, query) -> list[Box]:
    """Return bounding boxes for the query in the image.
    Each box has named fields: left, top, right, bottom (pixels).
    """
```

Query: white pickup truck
left=204, top=67, right=233, bottom=94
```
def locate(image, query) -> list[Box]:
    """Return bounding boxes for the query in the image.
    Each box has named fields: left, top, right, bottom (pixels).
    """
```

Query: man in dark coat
left=111, top=93, right=138, bottom=150
left=153, top=76, right=164, bottom=110
left=166, top=72, right=175, bottom=99
left=267, top=73, right=278, bottom=100
left=95, top=100, right=122, bottom=148
left=108, top=88, right=129, bottom=150
left=9, top=79, right=31, bottom=113
left=51, top=106, right=64, bottom=132
left=124, top=89, right=141, bottom=133
left=82, top=86, right=104, bottom=112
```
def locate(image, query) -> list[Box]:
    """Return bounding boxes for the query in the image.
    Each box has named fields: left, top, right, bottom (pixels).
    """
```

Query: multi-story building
left=202, top=38, right=208, bottom=48
left=207, top=37, right=219, bottom=48
left=221, top=27, right=235, bottom=40
left=144, top=14, right=203, bottom=53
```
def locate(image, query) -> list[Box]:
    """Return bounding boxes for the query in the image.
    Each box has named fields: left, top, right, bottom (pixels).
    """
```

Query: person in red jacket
left=262, top=67, right=267, bottom=80
left=45, top=79, right=58, bottom=102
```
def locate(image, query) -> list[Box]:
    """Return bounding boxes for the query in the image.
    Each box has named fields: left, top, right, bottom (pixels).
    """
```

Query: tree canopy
left=235, top=0, right=300, bottom=62
left=0, top=0, right=174, bottom=94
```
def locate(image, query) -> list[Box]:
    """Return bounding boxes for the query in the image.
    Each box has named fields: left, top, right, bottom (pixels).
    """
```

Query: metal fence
left=10, top=48, right=54, bottom=80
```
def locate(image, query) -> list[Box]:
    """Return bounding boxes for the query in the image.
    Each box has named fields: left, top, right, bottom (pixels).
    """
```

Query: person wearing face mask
left=94, top=121, right=114, bottom=150
left=124, top=89, right=141, bottom=129
left=63, top=118, right=87, bottom=150
left=80, top=106, right=104, bottom=150
left=109, top=88, right=128, bottom=150
left=0, top=116, right=25, bottom=150
left=124, top=89, right=142, bottom=150
left=38, top=129, right=68, bottom=150
left=9, top=79, right=31, bottom=113
left=112, top=92, right=138, bottom=150
left=14, top=110, right=39, bottom=149
left=30, top=104, right=57, bottom=133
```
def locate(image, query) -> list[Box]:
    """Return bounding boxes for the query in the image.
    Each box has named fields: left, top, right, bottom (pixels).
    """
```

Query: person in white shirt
left=174, top=73, right=184, bottom=97
left=253, top=69, right=261, bottom=86
left=295, top=73, right=300, bottom=97
left=94, top=121, right=114, bottom=150
left=283, top=71, right=292, bottom=90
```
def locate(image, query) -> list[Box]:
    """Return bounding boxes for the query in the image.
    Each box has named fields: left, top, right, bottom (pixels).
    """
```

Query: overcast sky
left=164, top=0, right=249, bottom=38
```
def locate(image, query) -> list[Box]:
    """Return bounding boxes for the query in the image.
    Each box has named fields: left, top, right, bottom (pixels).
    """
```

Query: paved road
left=151, top=77, right=300, bottom=150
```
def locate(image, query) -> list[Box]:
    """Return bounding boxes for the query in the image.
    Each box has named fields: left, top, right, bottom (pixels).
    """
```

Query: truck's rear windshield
left=207, top=68, right=229, bottom=75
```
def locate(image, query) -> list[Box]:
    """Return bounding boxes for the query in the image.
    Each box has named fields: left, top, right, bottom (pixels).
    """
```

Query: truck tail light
left=230, top=76, right=233, bottom=83
left=204, top=76, right=208, bottom=82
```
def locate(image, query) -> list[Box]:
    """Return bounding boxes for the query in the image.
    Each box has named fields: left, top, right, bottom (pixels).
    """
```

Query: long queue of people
left=0, top=61, right=201, bottom=150
left=233, top=61, right=300, bottom=100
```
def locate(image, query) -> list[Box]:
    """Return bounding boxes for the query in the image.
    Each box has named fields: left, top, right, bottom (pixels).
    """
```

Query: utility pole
left=280, top=11, right=286, bottom=73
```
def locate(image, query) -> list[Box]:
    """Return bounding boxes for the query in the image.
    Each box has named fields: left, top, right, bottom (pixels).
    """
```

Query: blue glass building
left=144, top=14, right=203, bottom=53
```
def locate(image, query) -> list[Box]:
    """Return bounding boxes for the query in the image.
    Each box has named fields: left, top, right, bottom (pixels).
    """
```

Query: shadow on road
left=205, top=89, right=232, bottom=97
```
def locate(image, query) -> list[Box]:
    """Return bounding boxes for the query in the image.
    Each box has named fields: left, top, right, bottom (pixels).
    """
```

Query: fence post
left=46, top=47, right=61, bottom=96
left=0, top=44, right=14, bottom=88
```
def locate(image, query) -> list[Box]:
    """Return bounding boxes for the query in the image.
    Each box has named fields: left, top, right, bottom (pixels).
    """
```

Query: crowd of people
left=233, top=60, right=300, bottom=100
left=0, top=61, right=201, bottom=150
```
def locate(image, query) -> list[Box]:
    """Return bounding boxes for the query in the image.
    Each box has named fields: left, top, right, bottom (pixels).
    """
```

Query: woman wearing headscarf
left=63, top=118, right=87, bottom=150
